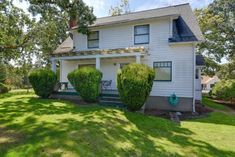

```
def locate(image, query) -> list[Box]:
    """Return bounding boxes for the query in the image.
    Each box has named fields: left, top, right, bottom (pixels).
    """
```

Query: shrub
left=67, top=67, right=102, bottom=102
left=0, top=83, right=9, bottom=94
left=0, top=63, right=6, bottom=83
left=29, top=69, right=57, bottom=98
left=211, top=79, right=235, bottom=102
left=117, top=63, right=155, bottom=111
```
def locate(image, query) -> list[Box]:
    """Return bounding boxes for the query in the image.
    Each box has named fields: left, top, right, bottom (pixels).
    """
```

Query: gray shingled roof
left=72, top=3, right=204, bottom=41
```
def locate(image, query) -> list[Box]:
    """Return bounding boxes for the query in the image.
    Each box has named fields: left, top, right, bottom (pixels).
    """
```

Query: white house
left=201, top=76, right=220, bottom=93
left=50, top=3, right=205, bottom=112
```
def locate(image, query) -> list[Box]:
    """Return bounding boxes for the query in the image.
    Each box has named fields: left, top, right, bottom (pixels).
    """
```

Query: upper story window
left=134, top=25, right=150, bottom=45
left=88, top=31, right=99, bottom=48
left=153, top=61, right=172, bottom=81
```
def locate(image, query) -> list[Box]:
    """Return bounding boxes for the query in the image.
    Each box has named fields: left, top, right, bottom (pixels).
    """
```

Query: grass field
left=0, top=92, right=234, bottom=157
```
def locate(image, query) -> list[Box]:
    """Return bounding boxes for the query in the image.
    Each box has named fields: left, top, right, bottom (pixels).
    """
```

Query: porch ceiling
left=52, top=46, right=148, bottom=57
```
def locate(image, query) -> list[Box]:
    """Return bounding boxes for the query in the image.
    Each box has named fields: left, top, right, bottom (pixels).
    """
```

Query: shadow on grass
left=0, top=93, right=234, bottom=156
left=125, top=113, right=235, bottom=157
left=189, top=112, right=235, bottom=126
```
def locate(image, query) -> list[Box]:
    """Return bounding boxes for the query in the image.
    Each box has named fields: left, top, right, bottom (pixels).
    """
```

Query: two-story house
left=50, top=3, right=205, bottom=112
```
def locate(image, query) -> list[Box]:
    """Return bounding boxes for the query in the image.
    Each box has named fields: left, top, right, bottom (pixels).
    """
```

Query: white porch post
left=136, top=54, right=141, bottom=64
left=51, top=59, right=56, bottom=73
left=96, top=57, right=101, bottom=70
left=59, top=60, right=64, bottom=82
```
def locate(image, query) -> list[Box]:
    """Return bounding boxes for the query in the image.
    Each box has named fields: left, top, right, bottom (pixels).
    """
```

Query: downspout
left=192, top=44, right=196, bottom=112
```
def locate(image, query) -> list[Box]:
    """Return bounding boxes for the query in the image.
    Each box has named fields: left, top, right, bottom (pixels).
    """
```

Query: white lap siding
left=72, top=18, right=195, bottom=98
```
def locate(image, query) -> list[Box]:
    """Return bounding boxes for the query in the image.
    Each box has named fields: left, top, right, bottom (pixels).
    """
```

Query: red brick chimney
left=69, top=19, right=77, bottom=28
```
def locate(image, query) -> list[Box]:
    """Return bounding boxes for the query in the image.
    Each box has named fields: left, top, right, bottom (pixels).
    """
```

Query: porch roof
left=52, top=46, right=148, bottom=58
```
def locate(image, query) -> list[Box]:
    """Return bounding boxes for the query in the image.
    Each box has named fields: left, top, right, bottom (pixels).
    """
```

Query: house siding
left=72, top=18, right=194, bottom=99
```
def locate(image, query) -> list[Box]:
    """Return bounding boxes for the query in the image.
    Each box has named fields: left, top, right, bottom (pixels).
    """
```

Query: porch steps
left=99, top=94, right=126, bottom=108
left=169, top=112, right=181, bottom=124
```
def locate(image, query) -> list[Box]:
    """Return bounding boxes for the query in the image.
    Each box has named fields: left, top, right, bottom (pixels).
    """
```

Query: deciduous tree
left=109, top=0, right=131, bottom=16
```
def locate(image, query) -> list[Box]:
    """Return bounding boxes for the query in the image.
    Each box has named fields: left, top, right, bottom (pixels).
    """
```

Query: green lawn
left=0, top=93, right=235, bottom=157
left=202, top=96, right=231, bottom=111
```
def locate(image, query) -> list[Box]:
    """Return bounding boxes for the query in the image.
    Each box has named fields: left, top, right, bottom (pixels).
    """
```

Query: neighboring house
left=201, top=76, right=220, bottom=93
left=50, top=3, right=205, bottom=112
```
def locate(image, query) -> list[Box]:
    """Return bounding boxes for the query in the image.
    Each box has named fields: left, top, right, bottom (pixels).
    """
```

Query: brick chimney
left=69, top=19, right=77, bottom=28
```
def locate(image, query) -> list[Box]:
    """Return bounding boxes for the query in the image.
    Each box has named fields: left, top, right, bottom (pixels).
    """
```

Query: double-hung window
left=88, top=31, right=99, bottom=48
left=134, top=25, right=150, bottom=45
left=153, top=61, right=172, bottom=81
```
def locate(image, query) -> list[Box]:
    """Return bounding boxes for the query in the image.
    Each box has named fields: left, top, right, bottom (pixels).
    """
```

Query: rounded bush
left=0, top=83, right=9, bottom=94
left=117, top=63, right=155, bottom=111
left=29, top=69, right=57, bottom=98
left=211, top=79, right=235, bottom=101
left=67, top=67, right=102, bottom=102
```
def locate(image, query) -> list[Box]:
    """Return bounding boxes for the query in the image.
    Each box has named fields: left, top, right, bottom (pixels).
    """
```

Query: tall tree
left=1, top=0, right=96, bottom=64
left=109, top=0, right=131, bottom=16
left=195, top=0, right=235, bottom=62
left=27, top=0, right=96, bottom=34
left=217, top=57, right=235, bottom=80
left=26, top=0, right=97, bottom=64
left=0, top=0, right=38, bottom=62
left=201, top=57, right=221, bottom=77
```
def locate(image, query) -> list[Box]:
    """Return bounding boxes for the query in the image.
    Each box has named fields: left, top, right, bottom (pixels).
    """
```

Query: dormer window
left=134, top=25, right=150, bottom=45
left=88, top=31, right=99, bottom=49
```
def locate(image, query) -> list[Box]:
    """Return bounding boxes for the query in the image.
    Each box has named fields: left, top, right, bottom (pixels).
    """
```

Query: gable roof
left=71, top=3, right=203, bottom=41
left=202, top=76, right=219, bottom=84
left=53, top=37, right=73, bottom=54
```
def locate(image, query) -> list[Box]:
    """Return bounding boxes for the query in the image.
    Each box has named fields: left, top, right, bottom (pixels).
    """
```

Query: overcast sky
left=14, top=0, right=213, bottom=17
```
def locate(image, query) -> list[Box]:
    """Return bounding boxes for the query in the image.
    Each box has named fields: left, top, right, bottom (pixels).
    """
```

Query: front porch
left=51, top=47, right=148, bottom=92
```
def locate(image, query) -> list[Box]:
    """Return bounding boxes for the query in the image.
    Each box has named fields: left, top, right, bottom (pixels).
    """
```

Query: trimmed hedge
left=117, top=63, right=155, bottom=111
left=211, top=79, right=235, bottom=102
left=29, top=69, right=57, bottom=98
left=67, top=67, right=102, bottom=102
left=0, top=83, right=9, bottom=94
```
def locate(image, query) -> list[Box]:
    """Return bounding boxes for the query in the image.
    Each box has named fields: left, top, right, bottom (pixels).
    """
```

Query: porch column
left=96, top=57, right=101, bottom=70
left=51, top=59, right=56, bottom=73
left=136, top=54, right=141, bottom=64
left=59, top=60, right=64, bottom=82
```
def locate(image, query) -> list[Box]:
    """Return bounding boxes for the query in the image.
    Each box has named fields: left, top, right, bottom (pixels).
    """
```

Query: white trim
left=196, top=65, right=205, bottom=69
left=136, top=55, right=141, bottom=63
left=51, top=52, right=146, bottom=60
left=192, top=45, right=196, bottom=112
left=60, top=60, right=63, bottom=82
left=169, top=41, right=200, bottom=46
left=51, top=59, right=57, bottom=73
left=96, top=57, right=101, bottom=70
left=169, top=17, right=173, bottom=38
